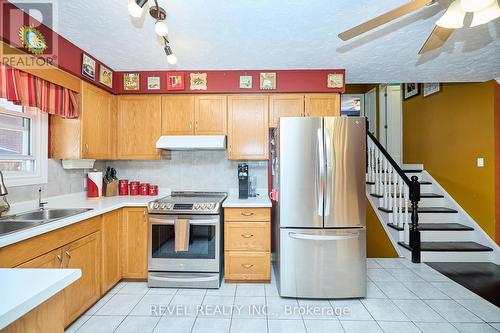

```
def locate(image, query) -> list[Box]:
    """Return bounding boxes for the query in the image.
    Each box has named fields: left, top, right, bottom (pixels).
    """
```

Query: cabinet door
left=117, top=95, right=162, bottom=159
left=101, top=210, right=121, bottom=293
left=304, top=93, right=340, bottom=117
left=62, top=232, right=101, bottom=326
left=120, top=208, right=148, bottom=279
left=269, top=94, right=304, bottom=128
left=15, top=248, right=62, bottom=268
left=195, top=95, right=227, bottom=135
left=81, top=82, right=116, bottom=159
left=227, top=95, right=269, bottom=160
left=161, top=95, right=195, bottom=135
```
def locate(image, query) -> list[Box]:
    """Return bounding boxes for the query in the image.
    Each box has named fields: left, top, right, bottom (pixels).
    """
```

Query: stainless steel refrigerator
left=273, top=116, right=366, bottom=299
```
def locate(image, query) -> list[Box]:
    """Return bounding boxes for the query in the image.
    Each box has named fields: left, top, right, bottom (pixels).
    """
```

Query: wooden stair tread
left=387, top=223, right=474, bottom=231
left=378, top=207, right=458, bottom=214
left=370, top=193, right=443, bottom=199
left=398, top=241, right=493, bottom=252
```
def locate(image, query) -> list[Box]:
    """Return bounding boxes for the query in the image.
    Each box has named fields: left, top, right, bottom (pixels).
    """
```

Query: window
left=0, top=98, right=48, bottom=187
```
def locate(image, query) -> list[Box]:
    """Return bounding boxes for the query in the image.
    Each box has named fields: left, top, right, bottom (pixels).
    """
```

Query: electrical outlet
left=477, top=158, right=484, bottom=168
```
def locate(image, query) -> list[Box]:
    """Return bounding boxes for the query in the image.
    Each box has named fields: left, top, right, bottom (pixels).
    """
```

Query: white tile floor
left=65, top=258, right=500, bottom=333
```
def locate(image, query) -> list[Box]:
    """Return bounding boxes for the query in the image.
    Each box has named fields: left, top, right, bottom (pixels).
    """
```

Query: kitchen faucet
left=0, top=171, right=10, bottom=216
left=38, top=187, right=48, bottom=209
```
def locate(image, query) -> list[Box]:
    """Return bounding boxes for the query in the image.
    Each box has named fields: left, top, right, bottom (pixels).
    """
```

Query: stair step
left=370, top=193, right=443, bottom=199
left=398, top=241, right=493, bottom=252
left=403, top=169, right=423, bottom=173
left=387, top=223, right=474, bottom=231
left=378, top=207, right=458, bottom=214
left=379, top=180, right=431, bottom=185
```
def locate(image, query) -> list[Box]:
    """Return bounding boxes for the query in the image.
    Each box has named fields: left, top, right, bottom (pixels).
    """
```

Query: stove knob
left=209, top=203, right=215, bottom=210
left=159, top=203, right=166, bottom=210
left=149, top=202, right=155, bottom=210
left=153, top=202, right=160, bottom=209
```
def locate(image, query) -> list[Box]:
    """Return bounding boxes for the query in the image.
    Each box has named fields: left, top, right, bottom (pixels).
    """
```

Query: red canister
left=139, top=183, right=150, bottom=196
left=129, top=181, right=140, bottom=196
left=149, top=185, right=158, bottom=196
left=119, top=180, right=129, bottom=196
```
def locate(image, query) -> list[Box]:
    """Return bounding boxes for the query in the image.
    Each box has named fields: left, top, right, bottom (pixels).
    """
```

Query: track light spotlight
left=128, top=0, right=147, bottom=18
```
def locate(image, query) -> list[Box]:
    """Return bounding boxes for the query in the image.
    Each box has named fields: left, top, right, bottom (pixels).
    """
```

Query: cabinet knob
left=84, top=144, right=89, bottom=153
left=57, top=254, right=63, bottom=268
left=65, top=251, right=71, bottom=267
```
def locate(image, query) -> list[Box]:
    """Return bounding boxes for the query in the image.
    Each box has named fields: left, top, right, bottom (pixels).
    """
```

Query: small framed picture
left=167, top=73, right=185, bottom=90
left=82, top=53, right=96, bottom=81
left=147, top=76, right=161, bottom=90
left=260, top=72, right=276, bottom=90
left=423, top=83, right=440, bottom=97
left=327, top=73, right=344, bottom=89
left=123, top=73, right=140, bottom=91
left=190, top=73, right=207, bottom=90
left=403, top=83, right=419, bottom=99
left=239, top=75, right=253, bottom=89
left=99, top=65, right=113, bottom=88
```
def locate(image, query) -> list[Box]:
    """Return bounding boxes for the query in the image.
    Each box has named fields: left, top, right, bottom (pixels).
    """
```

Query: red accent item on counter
left=149, top=185, right=158, bottom=196
left=140, top=183, right=150, bottom=196
left=119, top=180, right=129, bottom=196
left=129, top=181, right=140, bottom=196
left=87, top=177, right=99, bottom=198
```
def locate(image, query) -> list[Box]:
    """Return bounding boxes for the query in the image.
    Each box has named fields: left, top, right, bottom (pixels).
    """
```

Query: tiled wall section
left=108, top=151, right=268, bottom=192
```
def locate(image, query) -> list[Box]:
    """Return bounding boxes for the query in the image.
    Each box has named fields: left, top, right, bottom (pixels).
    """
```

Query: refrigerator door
left=279, top=117, right=324, bottom=228
left=323, top=117, right=366, bottom=228
left=279, top=228, right=366, bottom=298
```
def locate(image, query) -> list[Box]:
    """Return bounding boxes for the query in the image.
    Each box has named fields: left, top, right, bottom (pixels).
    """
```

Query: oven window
left=151, top=224, right=216, bottom=259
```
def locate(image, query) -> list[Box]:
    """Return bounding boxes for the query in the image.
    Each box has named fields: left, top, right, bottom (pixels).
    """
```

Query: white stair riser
left=421, top=251, right=495, bottom=263
left=420, top=230, right=475, bottom=242
left=370, top=183, right=434, bottom=194
left=382, top=211, right=460, bottom=223
left=376, top=197, right=447, bottom=207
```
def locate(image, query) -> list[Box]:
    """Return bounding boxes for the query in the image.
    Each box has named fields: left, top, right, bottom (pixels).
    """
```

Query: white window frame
left=0, top=105, right=48, bottom=187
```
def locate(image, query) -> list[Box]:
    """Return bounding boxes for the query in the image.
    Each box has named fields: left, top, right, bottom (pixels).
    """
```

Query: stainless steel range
left=147, top=191, right=227, bottom=289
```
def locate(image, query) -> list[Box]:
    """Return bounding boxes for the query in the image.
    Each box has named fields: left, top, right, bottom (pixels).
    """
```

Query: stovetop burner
left=148, top=191, right=227, bottom=215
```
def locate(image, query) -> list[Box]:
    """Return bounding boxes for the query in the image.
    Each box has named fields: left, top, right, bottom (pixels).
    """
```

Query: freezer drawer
left=279, top=228, right=366, bottom=299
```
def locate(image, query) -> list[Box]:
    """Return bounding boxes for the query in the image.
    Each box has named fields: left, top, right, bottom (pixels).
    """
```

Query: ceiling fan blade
left=418, top=25, right=453, bottom=54
left=338, top=0, right=433, bottom=41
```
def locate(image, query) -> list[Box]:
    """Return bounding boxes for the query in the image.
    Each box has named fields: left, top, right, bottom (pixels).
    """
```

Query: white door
left=379, top=85, right=402, bottom=164
left=364, top=88, right=376, bottom=135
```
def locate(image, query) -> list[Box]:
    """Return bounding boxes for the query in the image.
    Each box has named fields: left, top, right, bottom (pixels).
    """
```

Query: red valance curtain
left=0, top=63, right=78, bottom=118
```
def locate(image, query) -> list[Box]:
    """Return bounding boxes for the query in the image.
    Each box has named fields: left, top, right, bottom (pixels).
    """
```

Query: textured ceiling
left=10, top=0, right=500, bottom=83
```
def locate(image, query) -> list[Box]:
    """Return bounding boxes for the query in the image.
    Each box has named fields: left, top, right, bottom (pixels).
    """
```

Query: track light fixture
left=128, top=0, right=176, bottom=65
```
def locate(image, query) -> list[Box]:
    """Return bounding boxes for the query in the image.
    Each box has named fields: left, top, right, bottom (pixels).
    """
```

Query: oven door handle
left=149, top=217, right=218, bottom=225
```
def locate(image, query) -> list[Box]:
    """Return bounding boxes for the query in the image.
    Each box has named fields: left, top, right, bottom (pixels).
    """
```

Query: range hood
left=156, top=135, right=226, bottom=150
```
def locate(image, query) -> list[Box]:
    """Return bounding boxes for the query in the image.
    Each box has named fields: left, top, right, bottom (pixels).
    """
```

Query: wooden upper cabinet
left=161, top=95, right=195, bottom=135
left=81, top=82, right=116, bottom=159
left=117, top=95, right=162, bottom=160
left=269, top=94, right=304, bottom=128
left=120, top=208, right=148, bottom=279
left=304, top=93, right=340, bottom=117
left=195, top=95, right=227, bottom=135
left=227, top=95, right=269, bottom=160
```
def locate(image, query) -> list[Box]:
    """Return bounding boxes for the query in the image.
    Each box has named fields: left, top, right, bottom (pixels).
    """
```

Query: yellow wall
left=403, top=81, right=497, bottom=240
left=366, top=199, right=398, bottom=258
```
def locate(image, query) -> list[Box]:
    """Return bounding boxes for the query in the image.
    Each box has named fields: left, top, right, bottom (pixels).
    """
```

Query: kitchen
left=1, top=1, right=500, bottom=333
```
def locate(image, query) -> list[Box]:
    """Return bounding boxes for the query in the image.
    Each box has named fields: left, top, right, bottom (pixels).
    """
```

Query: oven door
left=148, top=214, right=220, bottom=272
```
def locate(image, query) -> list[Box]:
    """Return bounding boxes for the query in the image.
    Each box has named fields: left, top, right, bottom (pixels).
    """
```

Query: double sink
left=0, top=208, right=93, bottom=236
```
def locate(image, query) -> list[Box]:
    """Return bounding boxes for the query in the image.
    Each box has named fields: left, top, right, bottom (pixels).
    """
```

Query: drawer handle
left=65, top=251, right=71, bottom=267
left=241, top=212, right=254, bottom=216
left=57, top=254, right=63, bottom=268
left=241, top=234, right=254, bottom=238
left=241, top=264, right=254, bottom=269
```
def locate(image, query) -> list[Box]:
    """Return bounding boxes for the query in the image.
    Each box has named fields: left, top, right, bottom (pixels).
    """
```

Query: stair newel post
left=409, top=176, right=421, bottom=263
left=375, top=149, right=380, bottom=195
left=383, top=159, right=388, bottom=208
left=398, top=178, right=404, bottom=228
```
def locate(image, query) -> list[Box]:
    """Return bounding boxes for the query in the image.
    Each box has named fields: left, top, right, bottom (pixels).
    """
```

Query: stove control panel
left=148, top=201, right=218, bottom=213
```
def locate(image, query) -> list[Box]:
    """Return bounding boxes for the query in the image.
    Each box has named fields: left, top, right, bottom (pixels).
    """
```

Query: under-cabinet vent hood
left=156, top=135, right=226, bottom=150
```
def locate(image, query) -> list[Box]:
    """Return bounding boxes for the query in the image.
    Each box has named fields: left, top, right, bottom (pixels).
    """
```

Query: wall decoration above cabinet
left=148, top=76, right=161, bottom=90
left=327, top=73, right=344, bottom=89
left=167, top=72, right=185, bottom=91
left=190, top=73, right=207, bottom=90
left=239, top=75, right=253, bottom=89
left=99, top=65, right=113, bottom=88
left=82, top=53, right=96, bottom=81
left=123, top=73, right=140, bottom=91
left=260, top=72, right=276, bottom=90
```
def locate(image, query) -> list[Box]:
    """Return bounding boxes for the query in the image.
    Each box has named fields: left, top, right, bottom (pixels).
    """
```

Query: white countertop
left=223, top=191, right=272, bottom=208
left=0, top=189, right=170, bottom=248
left=0, top=268, right=81, bottom=329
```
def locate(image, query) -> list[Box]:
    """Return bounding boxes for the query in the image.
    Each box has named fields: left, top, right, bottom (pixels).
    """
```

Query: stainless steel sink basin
left=8, top=208, right=92, bottom=222
left=0, top=221, right=44, bottom=236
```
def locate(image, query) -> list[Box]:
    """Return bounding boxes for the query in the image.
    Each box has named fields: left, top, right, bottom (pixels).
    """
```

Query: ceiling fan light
left=460, top=0, right=495, bottom=12
left=128, top=0, right=147, bottom=18
left=436, top=0, right=466, bottom=28
left=155, top=21, right=169, bottom=36
left=167, top=54, right=177, bottom=65
left=470, top=1, right=500, bottom=26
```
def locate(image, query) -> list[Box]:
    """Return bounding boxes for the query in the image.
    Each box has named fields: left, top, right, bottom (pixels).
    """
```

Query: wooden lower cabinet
left=16, top=248, right=62, bottom=269
left=62, top=232, right=101, bottom=326
left=120, top=207, right=148, bottom=279
left=101, top=210, right=121, bottom=293
left=224, top=208, right=271, bottom=282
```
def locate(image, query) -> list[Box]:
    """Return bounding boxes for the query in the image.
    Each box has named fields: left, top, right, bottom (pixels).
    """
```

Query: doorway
left=340, top=94, right=364, bottom=117
left=379, top=84, right=403, bottom=164
left=364, top=88, right=377, bottom=136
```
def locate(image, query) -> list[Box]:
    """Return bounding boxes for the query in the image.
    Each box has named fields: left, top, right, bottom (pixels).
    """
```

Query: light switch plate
left=477, top=158, right=484, bottom=167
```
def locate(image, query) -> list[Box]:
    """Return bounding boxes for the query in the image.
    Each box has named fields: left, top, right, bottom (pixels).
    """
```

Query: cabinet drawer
left=225, top=208, right=270, bottom=222
left=225, top=222, right=270, bottom=251
left=224, top=252, right=270, bottom=281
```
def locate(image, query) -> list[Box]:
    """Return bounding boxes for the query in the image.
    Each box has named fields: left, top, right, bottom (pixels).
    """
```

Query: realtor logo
left=0, top=1, right=58, bottom=69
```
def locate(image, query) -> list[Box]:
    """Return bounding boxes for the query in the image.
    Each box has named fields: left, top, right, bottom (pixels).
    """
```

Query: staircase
left=366, top=132, right=500, bottom=264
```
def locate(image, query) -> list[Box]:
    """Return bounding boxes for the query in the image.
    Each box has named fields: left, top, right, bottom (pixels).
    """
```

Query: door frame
left=364, top=88, right=377, bottom=136
left=379, top=84, right=403, bottom=164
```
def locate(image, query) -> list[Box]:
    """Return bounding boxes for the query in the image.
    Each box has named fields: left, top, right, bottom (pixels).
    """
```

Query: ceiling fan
left=338, top=0, right=500, bottom=54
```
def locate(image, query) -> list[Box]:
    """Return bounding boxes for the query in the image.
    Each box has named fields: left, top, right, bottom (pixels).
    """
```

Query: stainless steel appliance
left=147, top=191, right=227, bottom=289
left=273, top=116, right=366, bottom=299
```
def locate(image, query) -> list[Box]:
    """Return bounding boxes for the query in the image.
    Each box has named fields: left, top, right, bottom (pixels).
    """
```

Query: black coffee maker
left=238, top=163, right=249, bottom=199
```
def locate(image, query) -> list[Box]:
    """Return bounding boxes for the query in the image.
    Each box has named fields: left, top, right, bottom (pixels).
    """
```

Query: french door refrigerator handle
left=317, top=128, right=325, bottom=217
left=288, top=232, right=359, bottom=241
left=324, top=127, right=333, bottom=216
